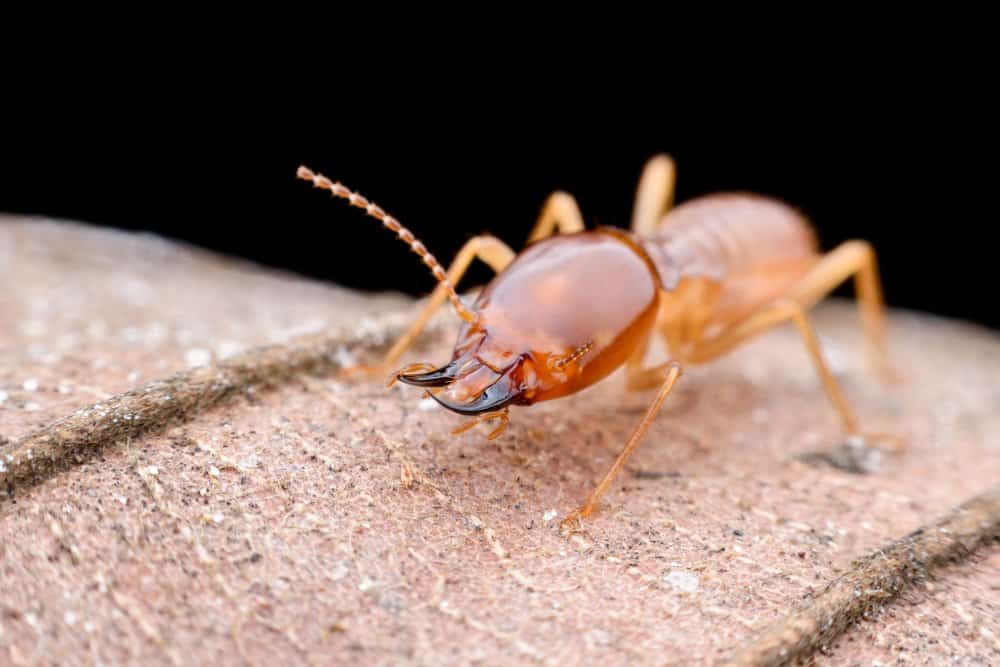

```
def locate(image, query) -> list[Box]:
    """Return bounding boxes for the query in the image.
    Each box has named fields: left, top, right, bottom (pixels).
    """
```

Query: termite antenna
left=297, top=165, right=476, bottom=323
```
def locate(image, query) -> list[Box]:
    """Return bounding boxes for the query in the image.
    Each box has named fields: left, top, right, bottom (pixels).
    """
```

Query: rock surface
left=2, top=217, right=999, bottom=665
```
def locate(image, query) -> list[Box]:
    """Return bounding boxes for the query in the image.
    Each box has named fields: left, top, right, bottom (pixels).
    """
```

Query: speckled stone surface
left=1, top=217, right=998, bottom=665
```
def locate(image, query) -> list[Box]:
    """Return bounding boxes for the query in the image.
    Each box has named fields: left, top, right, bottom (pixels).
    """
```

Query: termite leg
left=631, top=154, right=676, bottom=236
left=451, top=409, right=510, bottom=440
left=624, top=324, right=678, bottom=391
left=561, top=362, right=683, bottom=531
left=526, top=191, right=585, bottom=243
left=343, top=235, right=515, bottom=379
left=687, top=299, right=903, bottom=451
left=624, top=359, right=680, bottom=392
left=787, top=241, right=891, bottom=380
left=690, top=298, right=859, bottom=428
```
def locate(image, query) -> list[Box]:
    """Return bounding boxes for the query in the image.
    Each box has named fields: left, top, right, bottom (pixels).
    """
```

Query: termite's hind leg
left=561, top=362, right=683, bottom=532
left=789, top=241, right=891, bottom=380
left=343, top=235, right=515, bottom=380
left=631, top=154, right=677, bottom=236
left=526, top=191, right=585, bottom=244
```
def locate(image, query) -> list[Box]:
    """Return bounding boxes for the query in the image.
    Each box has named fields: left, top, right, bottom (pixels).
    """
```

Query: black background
left=2, top=91, right=993, bottom=330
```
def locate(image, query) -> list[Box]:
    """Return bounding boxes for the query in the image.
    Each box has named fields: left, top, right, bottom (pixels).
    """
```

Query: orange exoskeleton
left=297, top=156, right=893, bottom=529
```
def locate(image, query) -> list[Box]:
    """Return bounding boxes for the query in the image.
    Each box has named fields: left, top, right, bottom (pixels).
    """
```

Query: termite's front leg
left=561, top=362, right=683, bottom=533
left=342, top=235, right=515, bottom=380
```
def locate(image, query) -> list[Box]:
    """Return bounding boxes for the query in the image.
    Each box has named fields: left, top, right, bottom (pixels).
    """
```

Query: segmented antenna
left=297, top=165, right=475, bottom=322
left=551, top=340, right=594, bottom=369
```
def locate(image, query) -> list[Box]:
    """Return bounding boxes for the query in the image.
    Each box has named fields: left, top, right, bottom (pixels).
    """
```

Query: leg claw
left=559, top=503, right=596, bottom=535
left=849, top=431, right=906, bottom=454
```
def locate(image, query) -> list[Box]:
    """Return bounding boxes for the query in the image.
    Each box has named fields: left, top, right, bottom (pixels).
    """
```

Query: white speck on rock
left=185, top=348, right=212, bottom=368
left=543, top=509, right=558, bottom=522
left=334, top=345, right=357, bottom=369
left=0, top=390, right=7, bottom=404
left=209, top=465, right=220, bottom=478
left=25, top=402, right=41, bottom=412
left=216, top=340, right=245, bottom=359
left=23, top=378, right=39, bottom=392
left=359, top=577, right=376, bottom=592
left=211, top=512, right=225, bottom=524
left=21, top=319, right=47, bottom=337
left=238, top=454, right=259, bottom=471
left=0, top=461, right=6, bottom=473
left=664, top=569, right=699, bottom=593
left=64, top=611, right=78, bottom=627
left=418, top=397, right=439, bottom=411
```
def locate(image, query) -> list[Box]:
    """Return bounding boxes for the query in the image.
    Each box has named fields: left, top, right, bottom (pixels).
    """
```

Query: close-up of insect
left=297, top=155, right=894, bottom=528
left=8, top=64, right=1000, bottom=665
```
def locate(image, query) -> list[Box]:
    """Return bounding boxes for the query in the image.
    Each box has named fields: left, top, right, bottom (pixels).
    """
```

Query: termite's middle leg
left=788, top=240, right=889, bottom=377
left=344, top=235, right=515, bottom=379
left=687, top=299, right=863, bottom=435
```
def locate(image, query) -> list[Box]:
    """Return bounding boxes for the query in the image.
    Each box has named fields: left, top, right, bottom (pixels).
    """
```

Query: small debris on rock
left=543, top=510, right=558, bottom=522
left=797, top=435, right=883, bottom=474
left=215, top=340, right=245, bottom=359
left=334, top=346, right=357, bottom=369
left=664, top=569, right=699, bottom=593
left=185, top=348, right=212, bottom=368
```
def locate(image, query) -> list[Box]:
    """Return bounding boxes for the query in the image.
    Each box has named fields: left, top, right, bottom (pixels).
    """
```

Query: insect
left=297, top=156, right=893, bottom=529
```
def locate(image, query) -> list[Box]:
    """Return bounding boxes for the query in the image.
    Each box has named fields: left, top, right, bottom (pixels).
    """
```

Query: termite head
left=397, top=230, right=662, bottom=415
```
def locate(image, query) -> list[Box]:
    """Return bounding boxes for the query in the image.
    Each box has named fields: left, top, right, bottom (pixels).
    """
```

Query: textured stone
left=1, top=217, right=998, bottom=665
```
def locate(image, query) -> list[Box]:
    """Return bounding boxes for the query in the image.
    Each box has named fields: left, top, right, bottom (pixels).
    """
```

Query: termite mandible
left=297, top=155, right=896, bottom=529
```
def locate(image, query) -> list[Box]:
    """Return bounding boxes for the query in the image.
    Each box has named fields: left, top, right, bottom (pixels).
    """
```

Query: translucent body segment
left=641, top=194, right=819, bottom=329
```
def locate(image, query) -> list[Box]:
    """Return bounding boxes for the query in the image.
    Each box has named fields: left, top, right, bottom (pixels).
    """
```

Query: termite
left=297, top=156, right=894, bottom=529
